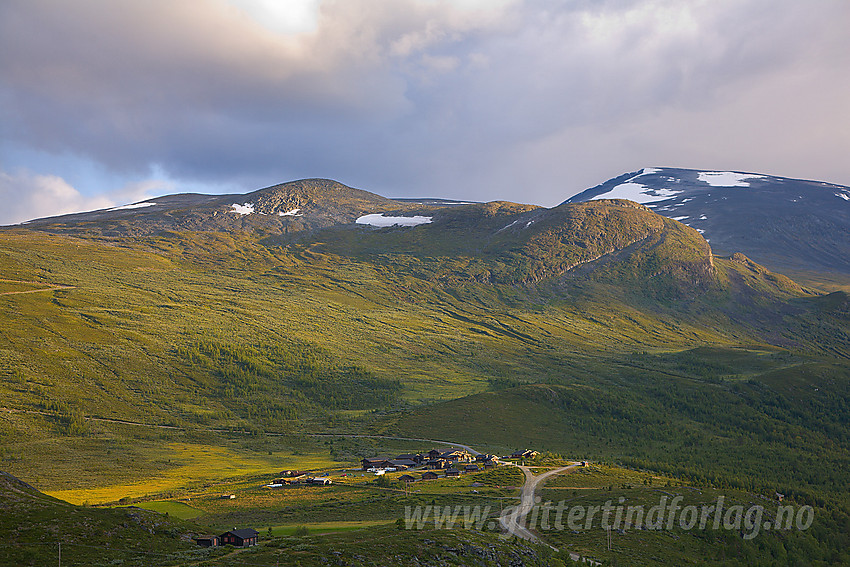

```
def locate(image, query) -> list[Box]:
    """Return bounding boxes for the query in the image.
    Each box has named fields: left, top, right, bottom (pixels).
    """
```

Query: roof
left=399, top=474, right=416, bottom=480
left=395, top=454, right=418, bottom=460
left=445, top=468, right=461, bottom=473
left=223, top=528, right=259, bottom=539
left=389, top=459, right=417, bottom=466
left=362, top=457, right=385, bottom=463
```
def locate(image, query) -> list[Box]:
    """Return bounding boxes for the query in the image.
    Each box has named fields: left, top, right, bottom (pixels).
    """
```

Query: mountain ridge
left=567, top=167, right=850, bottom=275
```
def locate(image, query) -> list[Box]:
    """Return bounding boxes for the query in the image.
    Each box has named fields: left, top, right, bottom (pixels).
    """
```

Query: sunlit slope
left=1, top=202, right=828, bottom=432
left=1, top=198, right=847, bottom=508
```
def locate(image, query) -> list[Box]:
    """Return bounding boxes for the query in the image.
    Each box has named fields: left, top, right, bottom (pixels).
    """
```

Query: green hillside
left=1, top=192, right=848, bottom=564
left=0, top=471, right=195, bottom=566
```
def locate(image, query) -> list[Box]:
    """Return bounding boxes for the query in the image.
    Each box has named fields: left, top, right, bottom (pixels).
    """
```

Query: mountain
left=22, top=178, right=442, bottom=238
left=566, top=167, right=850, bottom=275
left=2, top=171, right=849, bottom=564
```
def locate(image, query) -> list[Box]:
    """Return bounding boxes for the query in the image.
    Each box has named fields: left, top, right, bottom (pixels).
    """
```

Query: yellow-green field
left=45, top=443, right=344, bottom=505
left=268, top=520, right=392, bottom=536
left=133, top=500, right=205, bottom=520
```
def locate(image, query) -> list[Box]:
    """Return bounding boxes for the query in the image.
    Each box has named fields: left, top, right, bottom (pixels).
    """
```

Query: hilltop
left=567, top=167, right=850, bottom=276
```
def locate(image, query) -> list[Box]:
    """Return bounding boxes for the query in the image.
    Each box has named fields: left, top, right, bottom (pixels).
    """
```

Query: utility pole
left=58, top=541, right=61, bottom=567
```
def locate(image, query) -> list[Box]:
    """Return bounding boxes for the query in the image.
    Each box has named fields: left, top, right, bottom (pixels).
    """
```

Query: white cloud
left=0, top=170, right=111, bottom=224
left=0, top=169, right=170, bottom=225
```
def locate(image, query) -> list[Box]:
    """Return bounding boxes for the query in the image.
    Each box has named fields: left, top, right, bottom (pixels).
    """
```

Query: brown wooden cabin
left=361, top=457, right=386, bottom=471
left=445, top=468, right=461, bottom=477
left=421, top=471, right=439, bottom=480
left=396, top=453, right=426, bottom=464
left=398, top=474, right=416, bottom=483
left=219, top=528, right=258, bottom=547
left=194, top=536, right=219, bottom=547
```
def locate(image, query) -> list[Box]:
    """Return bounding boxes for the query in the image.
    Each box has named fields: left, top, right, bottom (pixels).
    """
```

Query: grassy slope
left=0, top=198, right=848, bottom=564
left=0, top=471, right=196, bottom=567
left=0, top=211, right=846, bottom=486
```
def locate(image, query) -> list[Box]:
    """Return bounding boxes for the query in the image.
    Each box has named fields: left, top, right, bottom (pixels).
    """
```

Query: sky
left=1, top=0, right=849, bottom=225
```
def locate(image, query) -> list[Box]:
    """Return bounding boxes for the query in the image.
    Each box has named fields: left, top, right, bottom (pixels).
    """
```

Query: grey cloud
left=1, top=0, right=848, bottom=210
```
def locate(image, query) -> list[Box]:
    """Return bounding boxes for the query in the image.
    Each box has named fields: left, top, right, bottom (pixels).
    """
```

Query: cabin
left=280, top=470, right=308, bottom=478
left=426, top=459, right=448, bottom=470
left=511, top=450, right=539, bottom=460
left=388, top=459, right=417, bottom=469
left=362, top=457, right=386, bottom=471
left=463, top=464, right=480, bottom=473
left=219, top=528, right=258, bottom=547
left=398, top=474, right=416, bottom=483
left=421, top=471, right=439, bottom=481
left=440, top=449, right=473, bottom=462
left=483, top=459, right=497, bottom=469
left=308, top=477, right=333, bottom=485
left=396, top=453, right=425, bottom=464
left=194, top=536, right=219, bottom=547
left=445, top=468, right=461, bottom=477
left=476, top=454, right=499, bottom=463
left=427, top=449, right=443, bottom=460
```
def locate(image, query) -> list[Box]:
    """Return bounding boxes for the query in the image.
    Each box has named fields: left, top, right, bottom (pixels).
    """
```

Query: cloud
left=1, top=0, right=848, bottom=210
left=0, top=169, right=170, bottom=225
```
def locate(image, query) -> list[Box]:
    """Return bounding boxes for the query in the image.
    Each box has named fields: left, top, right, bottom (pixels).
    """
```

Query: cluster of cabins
left=195, top=528, right=258, bottom=548
left=264, top=470, right=333, bottom=487
left=361, top=448, right=502, bottom=481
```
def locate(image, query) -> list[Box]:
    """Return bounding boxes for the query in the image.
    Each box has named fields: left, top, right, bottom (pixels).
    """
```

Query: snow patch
left=671, top=216, right=689, bottom=221
left=698, top=172, right=764, bottom=187
left=278, top=208, right=302, bottom=216
left=698, top=214, right=708, bottom=220
left=110, top=202, right=157, bottom=211
left=835, top=192, right=850, bottom=201
left=639, top=167, right=661, bottom=176
left=356, top=213, right=432, bottom=227
left=590, top=182, right=682, bottom=204
left=230, top=203, right=255, bottom=215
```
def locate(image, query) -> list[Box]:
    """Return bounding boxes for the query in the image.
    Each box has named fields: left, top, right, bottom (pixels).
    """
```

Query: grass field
left=133, top=500, right=205, bottom=520
left=44, top=442, right=346, bottom=504
left=268, top=520, right=391, bottom=536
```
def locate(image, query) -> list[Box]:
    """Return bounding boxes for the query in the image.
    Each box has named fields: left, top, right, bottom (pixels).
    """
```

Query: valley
left=1, top=173, right=849, bottom=565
